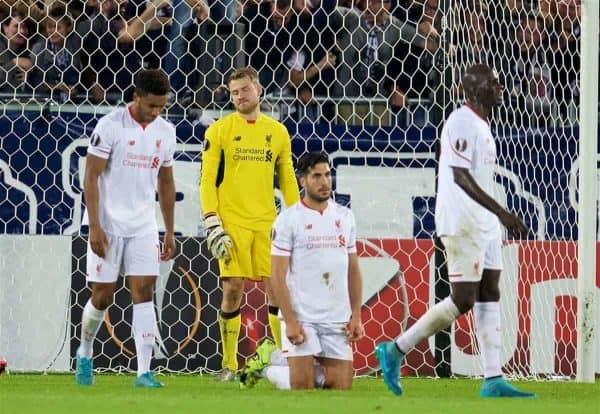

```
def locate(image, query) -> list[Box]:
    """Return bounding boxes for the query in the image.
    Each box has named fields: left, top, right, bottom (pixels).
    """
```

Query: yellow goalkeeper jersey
left=200, top=112, right=300, bottom=231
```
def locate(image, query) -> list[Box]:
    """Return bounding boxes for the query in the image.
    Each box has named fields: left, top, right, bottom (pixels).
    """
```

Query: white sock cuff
left=474, top=301, right=500, bottom=314
left=84, top=300, right=105, bottom=320
left=133, top=301, right=154, bottom=312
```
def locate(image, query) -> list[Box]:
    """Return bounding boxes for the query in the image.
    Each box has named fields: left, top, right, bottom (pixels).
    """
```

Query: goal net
left=0, top=0, right=597, bottom=379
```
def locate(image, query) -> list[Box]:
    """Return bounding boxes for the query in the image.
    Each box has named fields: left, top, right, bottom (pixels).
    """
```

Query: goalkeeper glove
left=204, top=214, right=234, bottom=262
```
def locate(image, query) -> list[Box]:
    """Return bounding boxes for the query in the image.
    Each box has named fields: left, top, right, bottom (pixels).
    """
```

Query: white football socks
left=262, top=350, right=326, bottom=390
left=396, top=296, right=461, bottom=353
left=78, top=300, right=105, bottom=358
left=474, top=301, right=502, bottom=378
left=132, top=301, right=157, bottom=377
left=262, top=365, right=326, bottom=390
left=263, top=366, right=291, bottom=389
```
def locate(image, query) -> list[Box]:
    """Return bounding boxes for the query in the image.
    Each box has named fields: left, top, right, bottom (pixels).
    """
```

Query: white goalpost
left=576, top=0, right=598, bottom=384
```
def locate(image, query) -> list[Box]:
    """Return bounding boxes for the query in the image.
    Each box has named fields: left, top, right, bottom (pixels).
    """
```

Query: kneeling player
left=241, top=152, right=363, bottom=390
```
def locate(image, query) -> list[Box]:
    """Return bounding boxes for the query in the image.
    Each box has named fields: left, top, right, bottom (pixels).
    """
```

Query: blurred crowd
left=0, top=0, right=587, bottom=126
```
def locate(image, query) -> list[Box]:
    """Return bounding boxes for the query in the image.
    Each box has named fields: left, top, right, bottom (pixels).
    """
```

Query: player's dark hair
left=297, top=151, right=330, bottom=176
left=134, top=69, right=171, bottom=97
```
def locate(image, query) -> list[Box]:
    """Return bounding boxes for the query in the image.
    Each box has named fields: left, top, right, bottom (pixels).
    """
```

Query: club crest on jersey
left=265, top=135, right=272, bottom=147
left=90, top=133, right=101, bottom=146
left=128, top=140, right=135, bottom=146
left=155, top=139, right=162, bottom=150
left=335, top=219, right=341, bottom=229
left=455, top=138, right=468, bottom=152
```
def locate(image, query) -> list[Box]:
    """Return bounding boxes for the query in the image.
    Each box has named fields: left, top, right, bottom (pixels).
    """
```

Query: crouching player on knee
left=240, top=151, right=364, bottom=390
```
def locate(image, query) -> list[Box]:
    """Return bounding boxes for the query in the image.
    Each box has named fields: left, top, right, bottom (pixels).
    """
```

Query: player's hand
left=161, top=232, right=176, bottom=261
left=286, top=319, right=306, bottom=346
left=346, top=315, right=364, bottom=342
left=89, top=224, right=109, bottom=258
left=498, top=210, right=528, bottom=238
left=204, top=214, right=234, bottom=262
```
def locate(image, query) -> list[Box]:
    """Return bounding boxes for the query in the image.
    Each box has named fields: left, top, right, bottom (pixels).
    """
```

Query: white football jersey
left=436, top=104, right=501, bottom=239
left=271, top=200, right=357, bottom=323
left=83, top=106, right=176, bottom=236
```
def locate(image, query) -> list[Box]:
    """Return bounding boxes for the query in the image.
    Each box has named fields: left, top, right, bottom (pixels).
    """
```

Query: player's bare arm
left=84, top=153, right=109, bottom=258
left=271, top=254, right=306, bottom=345
left=346, top=252, right=364, bottom=342
left=452, top=167, right=527, bottom=236
left=157, top=165, right=176, bottom=260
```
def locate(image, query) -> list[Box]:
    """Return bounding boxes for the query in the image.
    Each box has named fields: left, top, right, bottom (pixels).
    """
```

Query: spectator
left=80, top=0, right=173, bottom=104
left=1, top=0, right=52, bottom=24
left=330, top=1, right=438, bottom=110
left=453, top=6, right=489, bottom=82
left=286, top=10, right=336, bottom=121
left=544, top=0, right=580, bottom=122
left=0, top=5, right=41, bottom=95
left=30, top=6, right=82, bottom=102
left=162, top=0, right=192, bottom=101
left=185, top=0, right=237, bottom=108
left=396, top=0, right=442, bottom=105
left=501, top=12, right=553, bottom=127
left=242, top=0, right=304, bottom=96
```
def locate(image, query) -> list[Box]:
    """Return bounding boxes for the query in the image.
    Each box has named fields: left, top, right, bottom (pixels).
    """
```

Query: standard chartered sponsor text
left=233, top=147, right=266, bottom=161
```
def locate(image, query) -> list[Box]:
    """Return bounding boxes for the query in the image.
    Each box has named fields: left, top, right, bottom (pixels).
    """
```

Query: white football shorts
left=441, top=235, right=503, bottom=283
left=281, top=321, right=353, bottom=361
left=86, top=232, right=160, bottom=283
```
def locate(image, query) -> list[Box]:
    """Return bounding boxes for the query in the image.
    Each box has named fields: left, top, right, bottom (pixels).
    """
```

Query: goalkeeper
left=199, top=66, right=300, bottom=381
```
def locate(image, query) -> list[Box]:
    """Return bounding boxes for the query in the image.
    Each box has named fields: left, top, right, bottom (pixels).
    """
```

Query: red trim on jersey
left=272, top=244, right=291, bottom=252
left=128, top=105, right=149, bottom=130
left=463, top=104, right=489, bottom=124
left=448, top=132, right=472, bottom=164
left=301, top=199, right=327, bottom=215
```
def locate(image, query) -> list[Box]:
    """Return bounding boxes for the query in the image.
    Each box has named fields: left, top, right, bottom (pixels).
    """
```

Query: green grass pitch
left=1, top=374, right=597, bottom=414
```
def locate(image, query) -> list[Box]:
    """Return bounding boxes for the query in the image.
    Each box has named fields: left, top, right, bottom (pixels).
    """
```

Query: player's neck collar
left=236, top=111, right=261, bottom=124
left=301, top=198, right=329, bottom=215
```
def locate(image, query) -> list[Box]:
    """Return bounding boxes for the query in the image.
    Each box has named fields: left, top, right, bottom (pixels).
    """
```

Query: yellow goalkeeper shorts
left=218, top=223, right=270, bottom=280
